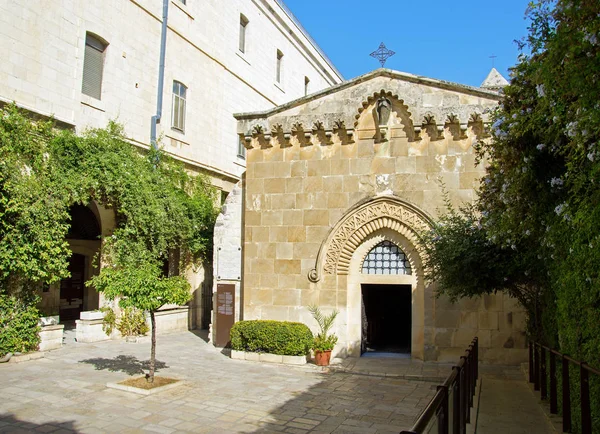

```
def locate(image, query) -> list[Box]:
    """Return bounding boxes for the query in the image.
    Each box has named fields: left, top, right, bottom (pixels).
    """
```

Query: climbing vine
left=0, top=104, right=218, bottom=369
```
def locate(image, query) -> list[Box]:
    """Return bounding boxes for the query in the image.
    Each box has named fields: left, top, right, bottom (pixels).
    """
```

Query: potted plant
left=308, top=305, right=339, bottom=366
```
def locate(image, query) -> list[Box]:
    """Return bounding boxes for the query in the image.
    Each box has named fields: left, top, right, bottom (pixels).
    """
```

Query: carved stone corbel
left=271, top=124, right=290, bottom=148
left=333, top=120, right=354, bottom=145
left=252, top=124, right=272, bottom=149
left=312, top=121, right=333, bottom=146
left=422, top=115, right=437, bottom=140
left=445, top=114, right=461, bottom=141
left=291, top=123, right=312, bottom=147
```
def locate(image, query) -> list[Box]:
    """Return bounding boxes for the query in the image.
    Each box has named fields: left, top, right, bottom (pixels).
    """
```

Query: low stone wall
left=76, top=311, right=108, bottom=343
left=38, top=324, right=64, bottom=351
left=230, top=350, right=307, bottom=365
left=154, top=307, right=190, bottom=334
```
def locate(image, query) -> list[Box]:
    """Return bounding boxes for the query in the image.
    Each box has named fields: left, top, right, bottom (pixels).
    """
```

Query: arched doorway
left=308, top=196, right=431, bottom=359
left=59, top=204, right=102, bottom=322
left=360, top=240, right=412, bottom=355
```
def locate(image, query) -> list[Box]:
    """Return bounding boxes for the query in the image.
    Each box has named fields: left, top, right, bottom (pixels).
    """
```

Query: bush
left=101, top=306, right=149, bottom=337
left=230, top=320, right=313, bottom=356
left=0, top=294, right=41, bottom=356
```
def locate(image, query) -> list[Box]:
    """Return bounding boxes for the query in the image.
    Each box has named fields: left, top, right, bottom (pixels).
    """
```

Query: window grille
left=82, top=34, right=107, bottom=100
left=172, top=81, right=187, bottom=132
left=361, top=240, right=412, bottom=275
left=239, top=14, right=248, bottom=53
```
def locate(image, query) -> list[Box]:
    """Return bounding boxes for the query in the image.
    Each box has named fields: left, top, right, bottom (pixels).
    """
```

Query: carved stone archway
left=309, top=195, right=432, bottom=282
left=308, top=195, right=433, bottom=359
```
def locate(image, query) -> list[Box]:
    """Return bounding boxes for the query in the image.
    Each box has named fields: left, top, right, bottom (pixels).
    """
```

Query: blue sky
left=283, top=0, right=532, bottom=87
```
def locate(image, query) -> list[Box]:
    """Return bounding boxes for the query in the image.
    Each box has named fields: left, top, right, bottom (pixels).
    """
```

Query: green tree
left=0, top=105, right=218, bottom=378
left=0, top=105, right=71, bottom=293
left=420, top=1, right=600, bottom=429
left=89, top=242, right=191, bottom=381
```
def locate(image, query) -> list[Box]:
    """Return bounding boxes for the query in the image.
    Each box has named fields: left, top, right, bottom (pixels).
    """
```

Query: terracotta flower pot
left=314, top=350, right=332, bottom=366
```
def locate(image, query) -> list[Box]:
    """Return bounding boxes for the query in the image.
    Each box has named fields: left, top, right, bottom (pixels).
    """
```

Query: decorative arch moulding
left=240, top=89, right=491, bottom=150
left=307, top=196, right=433, bottom=283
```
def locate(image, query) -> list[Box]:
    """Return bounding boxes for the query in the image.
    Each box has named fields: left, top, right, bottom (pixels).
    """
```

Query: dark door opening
left=361, top=284, right=411, bottom=354
left=59, top=253, right=86, bottom=322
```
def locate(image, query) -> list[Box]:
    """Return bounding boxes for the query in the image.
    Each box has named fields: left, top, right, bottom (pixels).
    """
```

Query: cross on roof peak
left=370, top=42, right=395, bottom=67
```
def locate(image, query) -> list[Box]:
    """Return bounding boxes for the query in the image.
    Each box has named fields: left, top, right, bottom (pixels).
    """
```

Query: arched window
left=361, top=241, right=411, bottom=275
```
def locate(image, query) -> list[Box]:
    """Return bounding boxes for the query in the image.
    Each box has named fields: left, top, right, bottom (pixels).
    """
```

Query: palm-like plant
left=308, top=305, right=339, bottom=352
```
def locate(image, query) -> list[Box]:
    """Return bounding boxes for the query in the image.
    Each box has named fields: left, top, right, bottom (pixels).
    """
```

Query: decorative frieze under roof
left=236, top=69, right=501, bottom=151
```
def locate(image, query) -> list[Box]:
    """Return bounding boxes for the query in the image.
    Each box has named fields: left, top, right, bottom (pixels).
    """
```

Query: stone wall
left=211, top=181, right=243, bottom=344
left=237, top=71, right=527, bottom=363
left=0, top=0, right=342, bottom=194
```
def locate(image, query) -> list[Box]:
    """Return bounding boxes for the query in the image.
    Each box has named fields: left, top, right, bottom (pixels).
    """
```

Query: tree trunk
left=148, top=310, right=156, bottom=383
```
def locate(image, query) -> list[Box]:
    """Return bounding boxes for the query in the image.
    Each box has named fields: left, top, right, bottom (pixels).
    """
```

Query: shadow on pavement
left=0, top=413, right=79, bottom=433
left=189, top=328, right=210, bottom=343
left=78, top=354, right=168, bottom=376
left=250, top=371, right=435, bottom=433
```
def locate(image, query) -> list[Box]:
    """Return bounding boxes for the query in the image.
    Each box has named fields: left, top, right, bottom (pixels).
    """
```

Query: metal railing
left=401, top=337, right=479, bottom=434
left=529, top=341, right=600, bottom=434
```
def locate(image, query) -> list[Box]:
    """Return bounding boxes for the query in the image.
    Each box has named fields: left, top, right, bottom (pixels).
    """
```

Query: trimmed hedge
left=230, top=320, right=312, bottom=356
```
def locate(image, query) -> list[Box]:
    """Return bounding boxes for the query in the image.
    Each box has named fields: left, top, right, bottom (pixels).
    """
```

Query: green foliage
left=0, top=294, right=41, bottom=356
left=230, top=320, right=313, bottom=356
left=0, top=105, right=71, bottom=291
left=100, top=307, right=117, bottom=336
left=0, top=104, right=218, bottom=382
left=308, top=305, right=339, bottom=352
left=100, top=306, right=149, bottom=337
left=420, top=1, right=600, bottom=429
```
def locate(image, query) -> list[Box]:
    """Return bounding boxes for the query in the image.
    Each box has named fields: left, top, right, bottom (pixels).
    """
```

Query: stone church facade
left=213, top=69, right=527, bottom=363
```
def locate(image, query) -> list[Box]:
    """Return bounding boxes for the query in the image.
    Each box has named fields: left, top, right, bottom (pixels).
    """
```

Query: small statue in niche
left=377, top=96, right=392, bottom=126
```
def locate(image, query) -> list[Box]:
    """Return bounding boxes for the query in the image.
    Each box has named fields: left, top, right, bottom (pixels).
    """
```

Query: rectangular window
left=276, top=50, right=283, bottom=83
left=237, top=136, right=246, bottom=159
left=172, top=81, right=187, bottom=133
left=304, top=76, right=310, bottom=96
left=82, top=33, right=107, bottom=100
left=239, top=14, right=248, bottom=53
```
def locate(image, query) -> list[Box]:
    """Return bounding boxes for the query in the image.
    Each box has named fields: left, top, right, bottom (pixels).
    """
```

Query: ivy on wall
left=0, top=104, right=218, bottom=366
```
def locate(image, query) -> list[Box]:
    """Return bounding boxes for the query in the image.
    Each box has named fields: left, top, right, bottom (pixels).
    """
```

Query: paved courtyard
left=0, top=330, right=438, bottom=433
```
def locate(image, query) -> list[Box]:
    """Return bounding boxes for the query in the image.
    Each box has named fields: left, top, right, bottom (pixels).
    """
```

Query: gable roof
left=235, top=68, right=502, bottom=120
left=480, top=68, right=509, bottom=90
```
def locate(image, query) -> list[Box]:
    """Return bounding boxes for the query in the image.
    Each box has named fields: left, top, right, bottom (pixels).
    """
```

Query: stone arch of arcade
left=39, top=201, right=115, bottom=322
left=308, top=195, right=433, bottom=359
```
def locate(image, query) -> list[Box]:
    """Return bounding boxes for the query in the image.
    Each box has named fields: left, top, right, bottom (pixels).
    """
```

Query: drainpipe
left=150, top=0, right=169, bottom=150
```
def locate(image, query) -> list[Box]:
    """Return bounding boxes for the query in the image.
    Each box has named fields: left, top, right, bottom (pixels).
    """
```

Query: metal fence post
left=534, top=344, right=540, bottom=391
left=437, top=385, right=449, bottom=434
left=529, top=341, right=534, bottom=383
left=549, top=351, right=557, bottom=414
left=580, top=364, right=591, bottom=434
left=474, top=338, right=478, bottom=383
left=452, top=372, right=461, bottom=434
left=562, top=355, right=571, bottom=433
left=540, top=346, right=547, bottom=400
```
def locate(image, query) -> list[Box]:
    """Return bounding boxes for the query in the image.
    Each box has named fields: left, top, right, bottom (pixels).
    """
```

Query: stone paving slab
left=471, top=365, right=557, bottom=434
left=0, top=331, right=436, bottom=433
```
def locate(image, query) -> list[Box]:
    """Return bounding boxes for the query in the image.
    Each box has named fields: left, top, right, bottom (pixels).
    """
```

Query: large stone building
left=0, top=0, right=342, bottom=330
left=212, top=69, right=527, bottom=364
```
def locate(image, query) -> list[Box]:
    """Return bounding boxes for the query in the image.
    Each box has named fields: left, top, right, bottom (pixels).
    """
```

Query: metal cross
left=489, top=54, right=497, bottom=67
left=370, top=42, right=395, bottom=67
